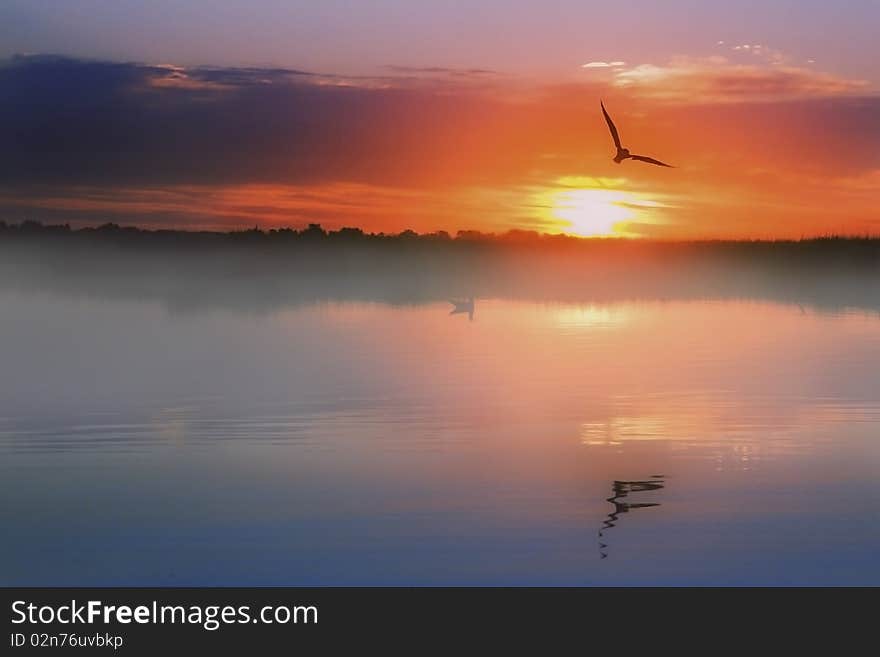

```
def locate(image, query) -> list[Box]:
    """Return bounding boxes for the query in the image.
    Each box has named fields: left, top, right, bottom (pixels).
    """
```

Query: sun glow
left=536, top=181, right=666, bottom=237
left=550, top=188, right=634, bottom=236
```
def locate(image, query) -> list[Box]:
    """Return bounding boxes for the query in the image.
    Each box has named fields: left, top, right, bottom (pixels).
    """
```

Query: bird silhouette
left=601, top=101, right=673, bottom=167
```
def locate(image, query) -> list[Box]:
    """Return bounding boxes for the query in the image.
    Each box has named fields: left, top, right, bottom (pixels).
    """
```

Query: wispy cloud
left=613, top=57, right=870, bottom=102
left=582, top=61, right=626, bottom=69
left=385, top=65, right=500, bottom=77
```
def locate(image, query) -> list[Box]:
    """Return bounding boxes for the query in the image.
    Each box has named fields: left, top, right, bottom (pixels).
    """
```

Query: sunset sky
left=2, top=0, right=879, bottom=238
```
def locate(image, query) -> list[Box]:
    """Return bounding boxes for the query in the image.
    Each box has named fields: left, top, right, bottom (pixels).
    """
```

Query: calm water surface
left=2, top=292, right=879, bottom=585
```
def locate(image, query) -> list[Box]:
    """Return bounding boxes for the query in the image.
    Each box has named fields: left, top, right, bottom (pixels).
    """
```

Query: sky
left=1, top=0, right=879, bottom=238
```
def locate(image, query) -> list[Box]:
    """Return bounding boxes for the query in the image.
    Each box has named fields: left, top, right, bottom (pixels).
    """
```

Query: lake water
left=2, top=291, right=879, bottom=585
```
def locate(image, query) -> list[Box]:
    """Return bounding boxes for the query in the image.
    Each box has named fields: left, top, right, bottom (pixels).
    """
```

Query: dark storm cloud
left=0, top=55, right=492, bottom=188
left=181, top=65, right=317, bottom=86
left=2, top=54, right=879, bottom=197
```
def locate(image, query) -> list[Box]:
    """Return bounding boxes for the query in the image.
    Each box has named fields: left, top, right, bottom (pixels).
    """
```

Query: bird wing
left=600, top=101, right=622, bottom=149
left=629, top=154, right=674, bottom=167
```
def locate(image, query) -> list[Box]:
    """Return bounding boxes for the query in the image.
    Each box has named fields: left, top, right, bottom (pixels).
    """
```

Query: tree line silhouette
left=2, top=219, right=879, bottom=261
left=1, top=220, right=878, bottom=314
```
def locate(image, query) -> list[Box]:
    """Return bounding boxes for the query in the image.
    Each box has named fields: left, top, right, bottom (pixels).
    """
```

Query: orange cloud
left=0, top=182, right=555, bottom=234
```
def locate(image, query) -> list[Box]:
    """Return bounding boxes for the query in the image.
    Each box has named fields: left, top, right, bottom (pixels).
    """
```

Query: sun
left=547, top=188, right=637, bottom=237
left=530, top=177, right=669, bottom=237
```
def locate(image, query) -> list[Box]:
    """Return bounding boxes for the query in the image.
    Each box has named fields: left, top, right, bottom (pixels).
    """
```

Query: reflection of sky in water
left=1, top=294, right=879, bottom=585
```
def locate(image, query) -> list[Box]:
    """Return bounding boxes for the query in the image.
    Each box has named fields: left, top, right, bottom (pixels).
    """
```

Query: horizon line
left=3, top=220, right=880, bottom=244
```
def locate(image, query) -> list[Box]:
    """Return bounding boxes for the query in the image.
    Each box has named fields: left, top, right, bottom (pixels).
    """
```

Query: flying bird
left=601, top=101, right=673, bottom=167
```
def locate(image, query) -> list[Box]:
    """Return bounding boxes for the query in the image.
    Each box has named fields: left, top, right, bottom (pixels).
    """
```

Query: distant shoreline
left=3, top=220, right=878, bottom=315
left=2, top=220, right=879, bottom=246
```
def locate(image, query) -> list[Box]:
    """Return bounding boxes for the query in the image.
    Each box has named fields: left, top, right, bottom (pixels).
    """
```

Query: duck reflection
left=598, top=475, right=665, bottom=559
left=449, top=298, right=474, bottom=321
